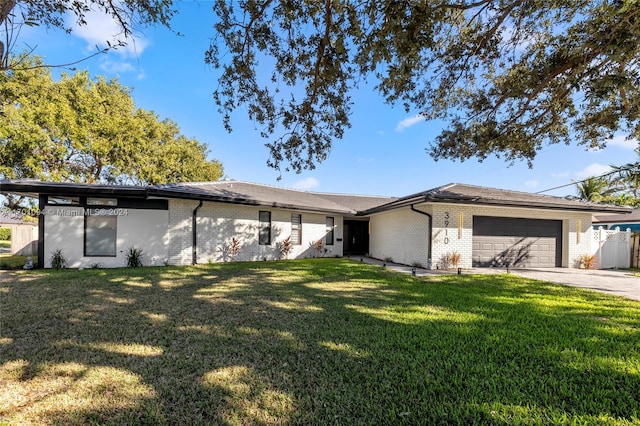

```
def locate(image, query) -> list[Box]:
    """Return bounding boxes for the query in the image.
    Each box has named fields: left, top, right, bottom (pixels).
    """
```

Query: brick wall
left=168, top=199, right=344, bottom=265
left=369, top=207, right=431, bottom=268
left=368, top=202, right=593, bottom=269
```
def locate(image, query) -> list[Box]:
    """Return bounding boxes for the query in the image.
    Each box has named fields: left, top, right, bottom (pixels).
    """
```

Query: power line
left=535, top=164, right=637, bottom=195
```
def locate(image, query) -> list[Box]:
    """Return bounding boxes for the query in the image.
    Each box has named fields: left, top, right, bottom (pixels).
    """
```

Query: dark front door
left=344, top=220, right=369, bottom=255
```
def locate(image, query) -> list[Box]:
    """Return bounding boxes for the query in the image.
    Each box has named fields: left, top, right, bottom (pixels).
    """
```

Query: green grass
left=0, top=254, right=36, bottom=270
left=1, top=259, right=639, bottom=425
left=0, top=241, right=10, bottom=249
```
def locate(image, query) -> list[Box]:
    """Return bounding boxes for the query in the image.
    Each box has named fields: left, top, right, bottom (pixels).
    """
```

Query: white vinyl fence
left=592, top=227, right=631, bottom=269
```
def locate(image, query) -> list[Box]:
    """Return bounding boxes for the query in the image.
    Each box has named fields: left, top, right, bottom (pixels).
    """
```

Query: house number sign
left=443, top=212, right=450, bottom=244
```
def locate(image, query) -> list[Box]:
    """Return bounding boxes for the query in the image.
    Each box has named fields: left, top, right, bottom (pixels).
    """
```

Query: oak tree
left=4, top=1, right=640, bottom=175
left=0, top=57, right=223, bottom=207
left=207, top=0, right=640, bottom=173
left=0, top=0, right=175, bottom=69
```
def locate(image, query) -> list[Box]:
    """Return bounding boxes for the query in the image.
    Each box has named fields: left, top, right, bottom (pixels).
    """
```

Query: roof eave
left=359, top=196, right=632, bottom=215
left=0, top=181, right=148, bottom=199
left=147, top=188, right=354, bottom=215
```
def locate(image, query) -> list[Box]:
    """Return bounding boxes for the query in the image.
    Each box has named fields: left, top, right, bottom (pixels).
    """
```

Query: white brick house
left=0, top=180, right=631, bottom=269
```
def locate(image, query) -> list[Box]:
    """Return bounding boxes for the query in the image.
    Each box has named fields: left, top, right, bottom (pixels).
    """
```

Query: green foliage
left=207, top=1, right=640, bottom=172
left=0, top=56, right=223, bottom=192
left=575, top=149, right=640, bottom=206
left=575, top=176, right=617, bottom=203
left=125, top=247, right=144, bottom=268
left=0, top=1, right=176, bottom=70
left=49, top=249, right=67, bottom=269
left=0, top=227, right=11, bottom=240
left=0, top=254, right=37, bottom=270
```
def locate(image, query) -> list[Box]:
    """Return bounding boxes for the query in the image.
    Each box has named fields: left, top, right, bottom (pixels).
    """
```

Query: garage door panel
left=472, top=217, right=561, bottom=267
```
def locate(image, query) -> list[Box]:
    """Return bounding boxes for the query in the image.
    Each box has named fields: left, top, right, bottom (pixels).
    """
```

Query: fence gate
left=592, top=227, right=631, bottom=269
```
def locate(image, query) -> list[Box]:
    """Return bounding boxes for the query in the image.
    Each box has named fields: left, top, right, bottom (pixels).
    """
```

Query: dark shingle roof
left=0, top=213, right=25, bottom=224
left=362, top=183, right=632, bottom=214
left=1, top=180, right=630, bottom=215
left=593, top=209, right=640, bottom=224
left=150, top=181, right=396, bottom=215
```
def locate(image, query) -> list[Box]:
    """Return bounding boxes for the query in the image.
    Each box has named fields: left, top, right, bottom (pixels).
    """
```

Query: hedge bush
left=0, top=228, right=11, bottom=241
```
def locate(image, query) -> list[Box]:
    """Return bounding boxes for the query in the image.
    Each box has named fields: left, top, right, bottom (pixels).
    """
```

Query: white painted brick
left=368, top=202, right=594, bottom=269
left=369, top=207, right=431, bottom=267
left=167, top=200, right=344, bottom=264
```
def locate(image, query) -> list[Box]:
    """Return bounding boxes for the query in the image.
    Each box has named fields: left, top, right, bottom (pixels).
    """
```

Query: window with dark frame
left=85, top=209, right=117, bottom=257
left=259, top=211, right=271, bottom=245
left=47, top=196, right=80, bottom=205
left=326, top=217, right=334, bottom=245
left=291, top=213, right=302, bottom=245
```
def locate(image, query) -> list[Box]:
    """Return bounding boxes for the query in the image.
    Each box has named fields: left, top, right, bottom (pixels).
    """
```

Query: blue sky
left=18, top=2, right=637, bottom=198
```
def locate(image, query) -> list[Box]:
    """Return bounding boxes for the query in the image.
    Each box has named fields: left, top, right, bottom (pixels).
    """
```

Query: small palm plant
left=126, top=247, right=144, bottom=268
left=579, top=254, right=597, bottom=270
left=50, top=249, right=67, bottom=269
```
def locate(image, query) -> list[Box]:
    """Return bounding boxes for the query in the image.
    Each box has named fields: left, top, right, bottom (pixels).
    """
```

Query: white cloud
left=70, top=6, right=149, bottom=58
left=551, top=171, right=570, bottom=179
left=100, top=60, right=136, bottom=74
left=293, top=177, right=320, bottom=190
left=395, top=114, right=425, bottom=132
left=524, top=180, right=539, bottom=188
left=575, top=163, right=612, bottom=180
left=606, top=135, right=639, bottom=150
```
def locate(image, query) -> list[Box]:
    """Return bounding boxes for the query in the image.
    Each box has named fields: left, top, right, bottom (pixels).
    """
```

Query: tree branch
left=310, top=0, right=333, bottom=104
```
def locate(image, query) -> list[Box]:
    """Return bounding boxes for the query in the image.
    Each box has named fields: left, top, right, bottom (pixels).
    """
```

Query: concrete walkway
left=355, top=256, right=640, bottom=301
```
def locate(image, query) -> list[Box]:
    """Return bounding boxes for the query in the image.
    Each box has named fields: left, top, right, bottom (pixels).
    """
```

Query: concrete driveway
left=358, top=257, right=640, bottom=301
left=502, top=268, right=640, bottom=301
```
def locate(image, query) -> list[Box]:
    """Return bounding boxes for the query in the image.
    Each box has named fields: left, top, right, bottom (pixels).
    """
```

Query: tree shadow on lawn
left=1, top=259, right=639, bottom=425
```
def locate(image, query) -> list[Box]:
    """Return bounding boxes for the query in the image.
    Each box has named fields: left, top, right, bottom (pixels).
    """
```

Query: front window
left=47, top=196, right=79, bottom=205
left=259, top=211, right=271, bottom=245
left=87, top=197, right=117, bottom=206
left=291, top=213, right=302, bottom=245
left=326, top=217, right=334, bottom=245
left=85, top=209, right=117, bottom=256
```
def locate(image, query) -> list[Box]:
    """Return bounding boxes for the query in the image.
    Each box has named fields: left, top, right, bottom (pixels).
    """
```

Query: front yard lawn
left=0, top=254, right=35, bottom=270
left=1, top=259, right=639, bottom=425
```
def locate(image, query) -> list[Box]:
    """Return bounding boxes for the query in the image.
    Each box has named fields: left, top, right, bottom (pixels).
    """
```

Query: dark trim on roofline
left=3, top=180, right=631, bottom=216
left=359, top=195, right=632, bottom=215
left=0, top=180, right=148, bottom=199
left=146, top=188, right=354, bottom=215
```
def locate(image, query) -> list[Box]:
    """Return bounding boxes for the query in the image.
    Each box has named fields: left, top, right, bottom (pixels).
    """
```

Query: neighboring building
left=0, top=213, right=24, bottom=226
left=0, top=180, right=631, bottom=269
left=593, top=209, right=640, bottom=232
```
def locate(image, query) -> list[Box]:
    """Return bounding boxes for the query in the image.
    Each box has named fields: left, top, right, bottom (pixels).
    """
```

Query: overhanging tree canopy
left=206, top=0, right=640, bottom=173
left=0, top=0, right=175, bottom=69
left=2, top=1, right=639, bottom=175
